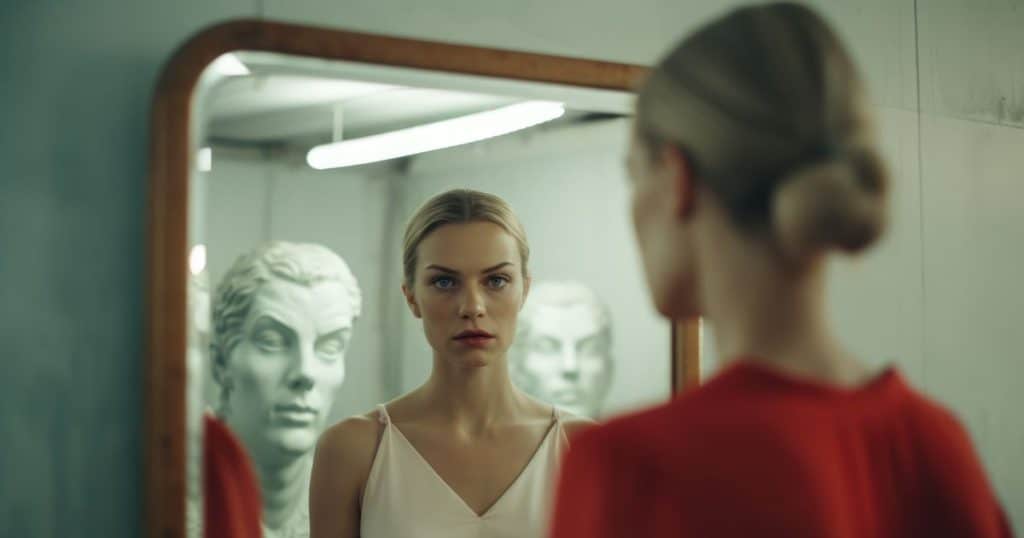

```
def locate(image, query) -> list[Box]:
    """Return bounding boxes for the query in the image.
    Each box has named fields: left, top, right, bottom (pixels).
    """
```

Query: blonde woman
left=309, top=189, right=592, bottom=538
left=551, top=3, right=1012, bottom=537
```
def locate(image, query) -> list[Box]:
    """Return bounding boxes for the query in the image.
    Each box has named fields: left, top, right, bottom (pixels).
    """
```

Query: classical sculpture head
left=210, top=241, right=362, bottom=465
left=510, top=281, right=613, bottom=418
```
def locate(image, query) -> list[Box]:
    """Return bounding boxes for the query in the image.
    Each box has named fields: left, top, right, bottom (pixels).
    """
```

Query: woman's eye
left=254, top=329, right=286, bottom=350
left=488, top=276, right=510, bottom=289
left=432, top=276, right=456, bottom=289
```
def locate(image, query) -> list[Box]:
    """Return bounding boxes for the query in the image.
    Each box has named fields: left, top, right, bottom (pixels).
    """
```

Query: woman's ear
left=520, top=275, right=532, bottom=310
left=401, top=283, right=422, bottom=318
left=661, top=145, right=697, bottom=219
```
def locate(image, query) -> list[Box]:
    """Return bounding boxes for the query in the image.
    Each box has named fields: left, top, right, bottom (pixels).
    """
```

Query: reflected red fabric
left=204, top=415, right=262, bottom=538
left=550, top=360, right=1014, bottom=538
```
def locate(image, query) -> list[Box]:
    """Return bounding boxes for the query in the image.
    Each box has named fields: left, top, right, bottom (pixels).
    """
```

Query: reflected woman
left=551, top=3, right=1012, bottom=537
left=309, top=189, right=592, bottom=538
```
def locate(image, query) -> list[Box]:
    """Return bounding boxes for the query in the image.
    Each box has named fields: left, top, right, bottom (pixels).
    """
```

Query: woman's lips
left=456, top=335, right=494, bottom=347
left=454, top=330, right=495, bottom=348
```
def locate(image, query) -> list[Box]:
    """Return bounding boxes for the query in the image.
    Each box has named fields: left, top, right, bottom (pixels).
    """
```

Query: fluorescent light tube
left=307, top=101, right=565, bottom=170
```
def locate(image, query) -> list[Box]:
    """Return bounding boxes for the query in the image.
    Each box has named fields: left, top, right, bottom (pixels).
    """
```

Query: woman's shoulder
left=316, top=409, right=386, bottom=469
left=569, top=400, right=684, bottom=457
left=893, top=384, right=987, bottom=461
left=555, top=409, right=598, bottom=439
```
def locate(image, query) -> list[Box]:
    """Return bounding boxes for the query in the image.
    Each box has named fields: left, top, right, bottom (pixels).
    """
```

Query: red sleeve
left=549, top=427, right=624, bottom=538
left=914, top=405, right=1014, bottom=537
left=204, top=415, right=263, bottom=538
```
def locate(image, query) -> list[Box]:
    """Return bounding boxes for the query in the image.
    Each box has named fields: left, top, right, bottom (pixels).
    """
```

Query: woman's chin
left=447, top=348, right=495, bottom=368
left=457, top=353, right=491, bottom=368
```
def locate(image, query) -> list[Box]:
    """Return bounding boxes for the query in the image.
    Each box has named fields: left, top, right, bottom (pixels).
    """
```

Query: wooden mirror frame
left=146, top=19, right=700, bottom=537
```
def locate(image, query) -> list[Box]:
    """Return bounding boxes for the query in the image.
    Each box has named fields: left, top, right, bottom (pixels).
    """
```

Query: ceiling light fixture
left=306, top=101, right=565, bottom=170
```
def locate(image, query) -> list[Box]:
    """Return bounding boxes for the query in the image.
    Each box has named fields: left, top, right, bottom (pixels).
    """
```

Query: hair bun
left=771, top=157, right=887, bottom=262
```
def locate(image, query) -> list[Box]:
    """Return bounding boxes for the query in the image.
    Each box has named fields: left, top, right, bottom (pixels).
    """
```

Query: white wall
left=393, top=119, right=672, bottom=416
left=919, top=115, right=1024, bottom=517
left=4, top=0, right=1022, bottom=534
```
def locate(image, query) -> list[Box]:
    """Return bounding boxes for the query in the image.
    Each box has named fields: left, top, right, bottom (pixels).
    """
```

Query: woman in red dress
left=549, top=3, right=1013, bottom=537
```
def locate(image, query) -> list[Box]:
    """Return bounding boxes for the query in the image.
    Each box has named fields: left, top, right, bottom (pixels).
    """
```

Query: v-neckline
left=386, top=415, right=559, bottom=519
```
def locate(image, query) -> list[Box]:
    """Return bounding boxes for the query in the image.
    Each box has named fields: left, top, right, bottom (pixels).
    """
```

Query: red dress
left=550, top=360, right=1013, bottom=538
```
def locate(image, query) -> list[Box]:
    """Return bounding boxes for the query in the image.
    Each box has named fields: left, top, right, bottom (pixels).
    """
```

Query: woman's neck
left=698, top=230, right=870, bottom=386
left=419, top=353, right=526, bottom=434
left=256, top=452, right=311, bottom=532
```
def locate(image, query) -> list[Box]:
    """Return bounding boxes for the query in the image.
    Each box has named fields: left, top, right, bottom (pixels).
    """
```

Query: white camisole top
left=360, top=404, right=569, bottom=538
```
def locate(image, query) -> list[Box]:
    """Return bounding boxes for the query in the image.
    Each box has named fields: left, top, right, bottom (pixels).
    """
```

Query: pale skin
left=309, top=221, right=593, bottom=538
left=626, top=128, right=877, bottom=387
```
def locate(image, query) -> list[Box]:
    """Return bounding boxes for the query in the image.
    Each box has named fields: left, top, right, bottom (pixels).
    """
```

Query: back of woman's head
left=636, top=2, right=888, bottom=262
left=402, top=189, right=530, bottom=287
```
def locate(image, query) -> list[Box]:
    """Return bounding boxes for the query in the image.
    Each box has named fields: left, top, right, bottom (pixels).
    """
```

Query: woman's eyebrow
left=425, top=262, right=514, bottom=274
left=482, top=262, right=514, bottom=273
left=425, top=264, right=458, bottom=274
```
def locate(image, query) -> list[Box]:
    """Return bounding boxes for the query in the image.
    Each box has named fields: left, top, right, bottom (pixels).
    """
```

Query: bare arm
left=309, top=415, right=381, bottom=538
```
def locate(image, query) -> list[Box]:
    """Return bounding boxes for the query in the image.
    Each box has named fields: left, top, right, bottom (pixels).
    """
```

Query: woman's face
left=626, top=129, right=699, bottom=318
left=222, top=278, right=354, bottom=464
left=404, top=221, right=528, bottom=369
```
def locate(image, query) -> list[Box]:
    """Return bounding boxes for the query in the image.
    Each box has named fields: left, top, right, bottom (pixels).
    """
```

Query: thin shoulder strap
left=376, top=403, right=391, bottom=425
left=550, top=406, right=572, bottom=449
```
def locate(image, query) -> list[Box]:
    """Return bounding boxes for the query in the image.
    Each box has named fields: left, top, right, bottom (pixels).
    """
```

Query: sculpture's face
left=223, top=278, right=355, bottom=462
left=515, top=303, right=612, bottom=417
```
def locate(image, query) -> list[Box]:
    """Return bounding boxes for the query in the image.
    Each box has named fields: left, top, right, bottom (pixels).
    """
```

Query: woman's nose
left=459, top=286, right=486, bottom=318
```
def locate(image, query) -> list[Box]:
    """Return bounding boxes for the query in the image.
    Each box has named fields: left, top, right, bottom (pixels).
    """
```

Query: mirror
left=148, top=21, right=698, bottom=538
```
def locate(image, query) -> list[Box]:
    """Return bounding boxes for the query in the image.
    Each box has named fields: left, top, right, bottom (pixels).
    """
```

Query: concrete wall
left=2, top=0, right=1021, bottom=534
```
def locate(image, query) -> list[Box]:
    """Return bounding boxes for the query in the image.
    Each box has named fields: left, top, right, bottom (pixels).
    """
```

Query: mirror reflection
left=510, top=281, right=614, bottom=418
left=189, top=51, right=669, bottom=537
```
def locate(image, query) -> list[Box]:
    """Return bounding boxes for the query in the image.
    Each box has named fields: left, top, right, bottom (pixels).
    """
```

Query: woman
left=309, top=189, right=592, bottom=538
left=550, top=3, right=1012, bottom=537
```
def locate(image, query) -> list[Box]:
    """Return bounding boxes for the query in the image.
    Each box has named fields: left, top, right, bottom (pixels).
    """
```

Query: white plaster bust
left=510, top=280, right=614, bottom=418
left=211, top=241, right=362, bottom=538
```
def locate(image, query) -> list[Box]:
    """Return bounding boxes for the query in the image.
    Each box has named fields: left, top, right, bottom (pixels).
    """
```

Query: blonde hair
left=402, top=189, right=530, bottom=287
left=636, top=2, right=888, bottom=261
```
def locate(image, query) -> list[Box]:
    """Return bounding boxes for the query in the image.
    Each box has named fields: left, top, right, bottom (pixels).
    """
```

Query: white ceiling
left=201, top=52, right=632, bottom=147
left=205, top=74, right=520, bottom=144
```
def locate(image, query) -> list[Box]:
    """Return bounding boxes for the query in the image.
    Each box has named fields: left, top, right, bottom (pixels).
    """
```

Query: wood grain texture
left=673, top=318, right=702, bottom=393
